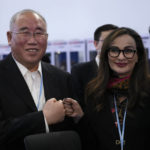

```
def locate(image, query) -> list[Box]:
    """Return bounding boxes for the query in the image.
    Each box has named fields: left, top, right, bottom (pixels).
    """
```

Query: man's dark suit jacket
left=0, top=54, right=74, bottom=150
left=71, top=59, right=98, bottom=110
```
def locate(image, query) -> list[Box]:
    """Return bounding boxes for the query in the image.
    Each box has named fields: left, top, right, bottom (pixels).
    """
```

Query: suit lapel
left=42, top=62, right=67, bottom=101
left=3, top=55, right=37, bottom=111
left=42, top=63, right=57, bottom=101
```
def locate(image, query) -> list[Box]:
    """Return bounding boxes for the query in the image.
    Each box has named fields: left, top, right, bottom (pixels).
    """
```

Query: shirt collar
left=95, top=54, right=100, bottom=66
left=13, top=56, right=42, bottom=77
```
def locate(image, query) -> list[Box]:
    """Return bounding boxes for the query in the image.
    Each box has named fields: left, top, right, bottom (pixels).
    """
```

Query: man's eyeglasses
left=12, top=31, right=48, bottom=40
left=108, top=46, right=137, bottom=59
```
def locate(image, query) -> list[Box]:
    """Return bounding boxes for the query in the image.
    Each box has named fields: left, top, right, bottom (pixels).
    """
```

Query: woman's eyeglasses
left=108, top=46, right=137, bottom=59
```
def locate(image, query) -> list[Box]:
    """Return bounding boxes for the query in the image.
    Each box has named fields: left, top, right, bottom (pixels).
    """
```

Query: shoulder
left=71, top=60, right=96, bottom=73
left=41, top=62, right=71, bottom=78
left=140, top=76, right=150, bottom=101
left=72, top=60, right=96, bottom=69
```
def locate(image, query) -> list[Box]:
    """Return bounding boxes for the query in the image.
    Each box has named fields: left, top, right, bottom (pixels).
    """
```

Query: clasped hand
left=43, top=98, right=84, bottom=125
left=63, top=98, right=84, bottom=119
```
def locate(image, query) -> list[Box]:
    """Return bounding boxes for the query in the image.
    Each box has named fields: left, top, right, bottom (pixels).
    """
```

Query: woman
left=64, top=27, right=150, bottom=150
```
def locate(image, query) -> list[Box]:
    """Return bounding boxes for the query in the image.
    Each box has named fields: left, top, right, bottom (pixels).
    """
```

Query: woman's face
left=108, top=34, right=138, bottom=78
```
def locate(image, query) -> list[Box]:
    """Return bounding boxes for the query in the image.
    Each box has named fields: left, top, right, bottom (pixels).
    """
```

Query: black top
left=78, top=90, right=150, bottom=150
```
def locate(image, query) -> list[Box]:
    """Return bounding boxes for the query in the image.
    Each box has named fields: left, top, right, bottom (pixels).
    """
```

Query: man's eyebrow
left=36, top=27, right=45, bottom=31
left=19, top=27, right=29, bottom=31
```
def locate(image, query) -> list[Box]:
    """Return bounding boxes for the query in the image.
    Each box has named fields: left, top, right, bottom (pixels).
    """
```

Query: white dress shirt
left=14, top=58, right=49, bottom=132
left=15, top=61, right=45, bottom=111
left=95, top=54, right=100, bottom=66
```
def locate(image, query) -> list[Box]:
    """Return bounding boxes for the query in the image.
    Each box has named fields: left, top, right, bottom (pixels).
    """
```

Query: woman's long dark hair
left=85, top=27, right=150, bottom=111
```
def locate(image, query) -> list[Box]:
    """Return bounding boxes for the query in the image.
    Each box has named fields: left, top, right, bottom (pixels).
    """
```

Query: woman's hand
left=63, top=98, right=84, bottom=120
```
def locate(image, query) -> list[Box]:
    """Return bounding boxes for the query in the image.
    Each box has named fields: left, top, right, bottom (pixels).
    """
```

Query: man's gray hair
left=9, top=9, right=47, bottom=31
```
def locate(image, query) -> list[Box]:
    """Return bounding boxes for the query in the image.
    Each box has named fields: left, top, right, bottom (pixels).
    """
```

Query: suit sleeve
left=0, top=107, right=46, bottom=146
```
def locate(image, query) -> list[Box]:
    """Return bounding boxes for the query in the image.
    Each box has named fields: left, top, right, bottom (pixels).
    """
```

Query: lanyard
left=114, top=95, right=127, bottom=150
left=37, top=73, right=43, bottom=110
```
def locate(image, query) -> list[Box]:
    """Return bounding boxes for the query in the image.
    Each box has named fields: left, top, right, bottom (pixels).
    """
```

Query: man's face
left=7, top=12, right=48, bottom=70
left=94, top=30, right=114, bottom=54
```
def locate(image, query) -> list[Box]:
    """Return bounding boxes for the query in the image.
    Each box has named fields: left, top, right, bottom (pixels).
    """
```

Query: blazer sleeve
left=0, top=109, right=46, bottom=146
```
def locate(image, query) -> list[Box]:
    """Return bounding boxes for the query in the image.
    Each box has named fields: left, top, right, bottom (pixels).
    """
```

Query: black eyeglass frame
left=108, top=47, right=137, bottom=59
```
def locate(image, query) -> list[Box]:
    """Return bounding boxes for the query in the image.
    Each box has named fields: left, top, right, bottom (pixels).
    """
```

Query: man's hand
left=43, top=98, right=65, bottom=125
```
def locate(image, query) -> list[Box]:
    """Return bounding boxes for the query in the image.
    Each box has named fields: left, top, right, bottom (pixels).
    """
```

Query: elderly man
left=0, top=9, right=74, bottom=150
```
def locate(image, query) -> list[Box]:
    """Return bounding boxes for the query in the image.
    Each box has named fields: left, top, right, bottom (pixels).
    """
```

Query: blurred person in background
left=71, top=24, right=118, bottom=110
left=42, top=53, right=51, bottom=63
